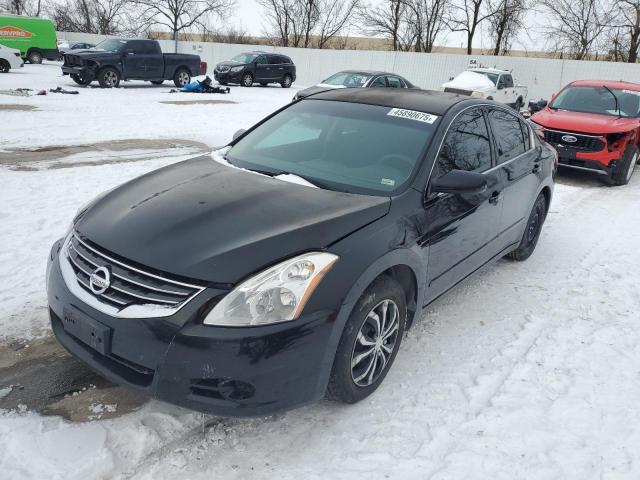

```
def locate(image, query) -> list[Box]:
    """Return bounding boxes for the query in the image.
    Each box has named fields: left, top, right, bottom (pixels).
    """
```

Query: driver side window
left=256, top=55, right=267, bottom=64
left=436, top=108, right=492, bottom=178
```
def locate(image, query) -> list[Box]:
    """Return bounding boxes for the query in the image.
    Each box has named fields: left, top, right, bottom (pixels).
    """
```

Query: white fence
left=60, top=31, right=640, bottom=100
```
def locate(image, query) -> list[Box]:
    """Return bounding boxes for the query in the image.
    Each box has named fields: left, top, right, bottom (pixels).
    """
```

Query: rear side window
left=279, top=56, right=291, bottom=64
left=437, top=108, right=492, bottom=176
left=268, top=55, right=281, bottom=64
left=487, top=109, right=526, bottom=163
left=386, top=76, right=404, bottom=88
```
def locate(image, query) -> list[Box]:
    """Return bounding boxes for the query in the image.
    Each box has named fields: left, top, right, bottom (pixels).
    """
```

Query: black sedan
left=293, top=70, right=417, bottom=101
left=46, top=89, right=556, bottom=416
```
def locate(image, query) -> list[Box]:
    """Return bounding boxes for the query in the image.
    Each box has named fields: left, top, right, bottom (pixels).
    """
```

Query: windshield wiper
left=602, top=85, right=621, bottom=118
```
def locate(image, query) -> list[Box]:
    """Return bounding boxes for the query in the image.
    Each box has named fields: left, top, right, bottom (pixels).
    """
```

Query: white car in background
left=443, top=66, right=528, bottom=111
left=0, top=44, right=24, bottom=73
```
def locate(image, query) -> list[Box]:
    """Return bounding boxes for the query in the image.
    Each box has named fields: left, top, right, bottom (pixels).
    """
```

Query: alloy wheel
left=178, top=71, right=190, bottom=86
left=350, top=299, right=400, bottom=387
left=104, top=71, right=118, bottom=87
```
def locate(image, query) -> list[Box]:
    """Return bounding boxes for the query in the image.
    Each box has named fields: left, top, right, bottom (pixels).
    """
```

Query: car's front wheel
left=507, top=193, right=547, bottom=261
left=327, top=275, right=406, bottom=403
left=98, top=67, right=120, bottom=88
left=0, top=59, right=9, bottom=73
left=609, top=144, right=638, bottom=186
left=241, top=72, right=253, bottom=87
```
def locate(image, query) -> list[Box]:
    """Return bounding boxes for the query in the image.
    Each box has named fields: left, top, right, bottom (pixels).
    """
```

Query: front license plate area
left=558, top=147, right=577, bottom=160
left=62, top=307, right=112, bottom=355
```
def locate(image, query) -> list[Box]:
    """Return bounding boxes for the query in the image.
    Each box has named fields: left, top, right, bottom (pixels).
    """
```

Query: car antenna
left=602, top=84, right=621, bottom=118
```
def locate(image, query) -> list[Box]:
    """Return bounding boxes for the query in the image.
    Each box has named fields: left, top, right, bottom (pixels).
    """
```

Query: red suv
left=531, top=80, right=640, bottom=185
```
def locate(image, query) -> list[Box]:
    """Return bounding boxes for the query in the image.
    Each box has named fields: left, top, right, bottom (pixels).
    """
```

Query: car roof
left=470, top=67, right=509, bottom=74
left=568, top=80, right=640, bottom=91
left=338, top=70, right=389, bottom=76
left=305, top=88, right=473, bottom=115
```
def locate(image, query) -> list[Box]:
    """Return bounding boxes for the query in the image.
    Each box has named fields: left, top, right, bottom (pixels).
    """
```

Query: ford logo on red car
left=561, top=135, right=578, bottom=143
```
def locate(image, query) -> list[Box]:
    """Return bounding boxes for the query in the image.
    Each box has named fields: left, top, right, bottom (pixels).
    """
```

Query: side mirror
left=539, top=100, right=548, bottom=107
left=431, top=170, right=487, bottom=195
left=233, top=129, right=246, bottom=141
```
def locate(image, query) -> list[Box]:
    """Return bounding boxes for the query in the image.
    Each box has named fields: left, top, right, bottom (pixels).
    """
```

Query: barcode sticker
left=387, top=108, right=438, bottom=124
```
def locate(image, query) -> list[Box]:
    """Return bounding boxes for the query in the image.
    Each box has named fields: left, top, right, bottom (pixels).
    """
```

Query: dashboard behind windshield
left=550, top=86, right=640, bottom=117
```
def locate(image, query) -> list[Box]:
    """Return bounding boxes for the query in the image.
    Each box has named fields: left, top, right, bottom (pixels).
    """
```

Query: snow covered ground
left=2, top=63, right=640, bottom=480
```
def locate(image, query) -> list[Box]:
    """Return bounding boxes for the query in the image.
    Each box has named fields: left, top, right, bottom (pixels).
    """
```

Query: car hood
left=75, top=155, right=390, bottom=284
left=68, top=50, right=116, bottom=60
left=442, top=71, right=495, bottom=92
left=216, top=61, right=248, bottom=68
left=532, top=108, right=640, bottom=134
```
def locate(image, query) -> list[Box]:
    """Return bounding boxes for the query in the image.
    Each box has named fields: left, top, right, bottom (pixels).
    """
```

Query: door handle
left=488, top=190, right=502, bottom=205
left=532, top=163, right=541, bottom=174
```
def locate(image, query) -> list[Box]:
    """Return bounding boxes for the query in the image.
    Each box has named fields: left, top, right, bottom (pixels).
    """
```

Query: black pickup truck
left=61, top=38, right=205, bottom=88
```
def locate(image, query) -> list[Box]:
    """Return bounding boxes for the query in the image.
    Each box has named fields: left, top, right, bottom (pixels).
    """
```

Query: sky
left=232, top=0, right=543, bottom=52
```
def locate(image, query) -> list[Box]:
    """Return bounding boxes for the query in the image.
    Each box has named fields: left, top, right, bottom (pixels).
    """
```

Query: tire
left=326, top=275, right=407, bottom=403
left=280, top=74, right=292, bottom=88
left=150, top=80, right=164, bottom=85
left=173, top=68, right=190, bottom=88
left=507, top=193, right=547, bottom=261
left=71, top=73, right=91, bottom=86
left=27, top=50, right=43, bottom=64
left=0, top=59, right=9, bottom=73
left=98, top=67, right=120, bottom=88
left=608, top=144, right=638, bottom=186
left=241, top=72, right=253, bottom=87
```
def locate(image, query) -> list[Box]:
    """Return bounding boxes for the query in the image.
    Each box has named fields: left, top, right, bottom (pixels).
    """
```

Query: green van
left=0, top=15, right=58, bottom=63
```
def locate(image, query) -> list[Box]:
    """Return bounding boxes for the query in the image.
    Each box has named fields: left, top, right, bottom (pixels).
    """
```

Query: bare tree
left=449, top=0, right=496, bottom=54
left=614, top=0, right=640, bottom=62
left=131, top=0, right=235, bottom=51
left=315, top=0, right=360, bottom=49
left=4, top=0, right=43, bottom=15
left=50, top=0, right=132, bottom=35
left=405, top=0, right=450, bottom=52
left=359, top=0, right=409, bottom=51
left=257, top=0, right=296, bottom=46
left=541, top=0, right=615, bottom=60
left=485, top=0, right=527, bottom=55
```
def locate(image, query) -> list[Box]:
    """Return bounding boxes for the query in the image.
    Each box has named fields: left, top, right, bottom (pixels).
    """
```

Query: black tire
left=608, top=144, right=638, bottom=186
left=173, top=68, right=190, bottom=88
left=98, top=67, right=120, bottom=88
left=241, top=72, right=253, bottom=87
left=0, top=59, right=9, bottom=73
left=150, top=80, right=164, bottom=85
left=326, top=275, right=407, bottom=403
left=280, top=74, right=292, bottom=88
left=27, top=50, right=43, bottom=64
left=70, top=73, right=91, bottom=86
left=507, top=193, right=547, bottom=261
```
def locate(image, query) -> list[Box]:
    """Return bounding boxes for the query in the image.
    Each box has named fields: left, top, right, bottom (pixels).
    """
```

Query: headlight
left=230, top=66, right=244, bottom=73
left=203, top=252, right=338, bottom=326
left=470, top=91, right=485, bottom=98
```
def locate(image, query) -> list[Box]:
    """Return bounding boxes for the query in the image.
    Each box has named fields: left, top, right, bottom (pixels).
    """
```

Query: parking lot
left=1, top=62, right=640, bottom=479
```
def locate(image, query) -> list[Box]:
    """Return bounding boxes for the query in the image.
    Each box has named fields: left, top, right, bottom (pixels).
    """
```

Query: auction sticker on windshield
left=387, top=108, right=438, bottom=124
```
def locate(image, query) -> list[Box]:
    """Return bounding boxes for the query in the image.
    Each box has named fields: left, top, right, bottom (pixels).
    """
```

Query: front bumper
left=214, top=70, right=243, bottom=83
left=555, top=145, right=619, bottom=176
left=47, top=238, right=338, bottom=416
left=61, top=65, right=92, bottom=77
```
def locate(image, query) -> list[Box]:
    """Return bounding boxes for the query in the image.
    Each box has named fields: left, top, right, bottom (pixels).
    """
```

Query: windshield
left=231, top=53, right=258, bottom=64
left=93, top=39, right=126, bottom=53
left=478, top=72, right=499, bottom=85
left=322, top=72, right=372, bottom=87
left=226, top=100, right=438, bottom=195
left=550, top=85, right=640, bottom=117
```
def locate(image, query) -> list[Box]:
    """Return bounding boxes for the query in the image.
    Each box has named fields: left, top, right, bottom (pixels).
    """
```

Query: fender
left=311, top=247, right=427, bottom=400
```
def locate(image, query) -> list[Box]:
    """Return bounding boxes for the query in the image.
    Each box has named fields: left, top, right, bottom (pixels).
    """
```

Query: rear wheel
left=608, top=144, right=638, bottom=186
left=98, top=67, right=120, bottom=88
left=71, top=73, right=91, bottom=86
left=0, top=59, right=9, bottom=73
left=327, top=276, right=406, bottom=403
left=27, top=50, right=43, bottom=64
left=507, top=193, right=547, bottom=261
left=173, top=68, right=190, bottom=88
left=280, top=74, right=292, bottom=88
left=241, top=72, right=253, bottom=87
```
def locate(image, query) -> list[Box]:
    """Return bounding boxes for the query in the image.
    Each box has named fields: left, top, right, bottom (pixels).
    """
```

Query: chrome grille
left=216, top=65, right=230, bottom=73
left=543, top=129, right=605, bottom=152
left=64, top=54, right=84, bottom=67
left=66, top=233, right=203, bottom=310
